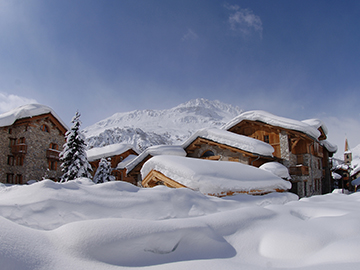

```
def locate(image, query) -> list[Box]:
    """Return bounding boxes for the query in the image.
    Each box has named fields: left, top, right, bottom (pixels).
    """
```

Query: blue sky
left=0, top=0, right=359, bottom=155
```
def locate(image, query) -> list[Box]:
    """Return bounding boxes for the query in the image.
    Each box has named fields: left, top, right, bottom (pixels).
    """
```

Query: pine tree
left=60, top=112, right=92, bottom=182
left=93, top=158, right=114, bottom=183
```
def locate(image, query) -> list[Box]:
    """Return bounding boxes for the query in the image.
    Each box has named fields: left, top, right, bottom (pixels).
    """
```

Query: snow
left=301, top=118, right=329, bottom=135
left=320, top=139, right=338, bottom=153
left=2, top=179, right=360, bottom=269
left=182, top=128, right=274, bottom=157
left=125, top=145, right=187, bottom=173
left=141, top=156, right=291, bottom=195
left=83, top=98, right=242, bottom=151
left=116, top=154, right=138, bottom=169
left=0, top=103, right=68, bottom=129
left=259, top=162, right=291, bottom=180
left=86, top=143, right=137, bottom=162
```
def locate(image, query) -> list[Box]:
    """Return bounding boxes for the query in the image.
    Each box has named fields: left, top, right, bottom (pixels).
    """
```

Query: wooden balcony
left=11, top=144, right=27, bottom=155
left=289, top=165, right=309, bottom=176
left=46, top=149, right=60, bottom=160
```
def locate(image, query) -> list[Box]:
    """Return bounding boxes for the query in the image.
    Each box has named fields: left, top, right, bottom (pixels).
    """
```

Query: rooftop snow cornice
left=222, top=110, right=321, bottom=141
left=0, top=103, right=68, bottom=130
left=125, top=145, right=187, bottom=174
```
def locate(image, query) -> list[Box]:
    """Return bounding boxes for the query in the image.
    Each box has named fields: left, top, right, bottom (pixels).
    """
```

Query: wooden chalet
left=222, top=110, right=337, bottom=197
left=86, top=144, right=138, bottom=185
left=183, top=128, right=276, bottom=167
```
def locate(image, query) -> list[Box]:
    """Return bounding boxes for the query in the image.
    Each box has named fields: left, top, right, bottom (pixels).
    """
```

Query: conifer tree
left=60, top=112, right=92, bottom=182
left=93, top=158, right=114, bottom=183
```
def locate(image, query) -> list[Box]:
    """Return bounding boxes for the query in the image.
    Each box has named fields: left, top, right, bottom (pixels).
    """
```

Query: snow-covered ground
left=1, top=179, right=360, bottom=270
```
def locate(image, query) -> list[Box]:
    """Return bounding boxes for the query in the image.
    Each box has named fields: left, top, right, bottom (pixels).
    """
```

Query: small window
left=18, top=137, right=25, bottom=144
left=6, top=173, right=14, bottom=184
left=50, top=143, right=58, bottom=150
left=8, top=128, right=12, bottom=134
left=7, top=156, right=14, bottom=166
left=264, top=135, right=270, bottom=143
left=201, top=150, right=215, bottom=158
left=9, top=138, right=17, bottom=146
left=15, top=174, right=23, bottom=185
left=49, top=160, right=57, bottom=171
left=16, top=156, right=24, bottom=166
left=40, top=125, right=49, bottom=133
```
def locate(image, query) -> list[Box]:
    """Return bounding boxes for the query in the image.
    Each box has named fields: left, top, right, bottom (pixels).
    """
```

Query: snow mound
left=259, top=162, right=291, bottom=180
left=2, top=179, right=360, bottom=269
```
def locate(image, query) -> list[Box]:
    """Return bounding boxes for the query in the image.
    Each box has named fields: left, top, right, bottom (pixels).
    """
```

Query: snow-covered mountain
left=83, top=98, right=242, bottom=151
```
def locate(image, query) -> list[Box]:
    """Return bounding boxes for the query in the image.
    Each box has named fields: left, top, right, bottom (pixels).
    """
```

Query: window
left=8, top=128, right=12, bottom=134
left=9, top=138, right=16, bottom=146
left=16, top=156, right=24, bottom=166
left=7, top=156, right=14, bottom=166
left=264, top=135, right=270, bottom=143
left=18, top=137, right=25, bottom=144
left=201, top=150, right=215, bottom=158
left=6, top=173, right=14, bottom=184
left=49, top=160, right=57, bottom=171
left=15, top=174, right=23, bottom=185
left=50, top=143, right=58, bottom=150
left=40, top=124, right=49, bottom=133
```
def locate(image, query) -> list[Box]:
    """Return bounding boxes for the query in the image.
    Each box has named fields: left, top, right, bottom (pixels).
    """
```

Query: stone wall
left=0, top=117, right=65, bottom=184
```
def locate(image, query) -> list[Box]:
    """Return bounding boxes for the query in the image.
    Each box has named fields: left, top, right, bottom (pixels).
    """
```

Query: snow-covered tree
left=93, top=158, right=114, bottom=183
left=60, top=112, right=92, bottom=182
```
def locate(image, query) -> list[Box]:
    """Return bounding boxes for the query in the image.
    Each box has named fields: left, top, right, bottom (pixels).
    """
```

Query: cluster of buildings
left=1, top=103, right=350, bottom=198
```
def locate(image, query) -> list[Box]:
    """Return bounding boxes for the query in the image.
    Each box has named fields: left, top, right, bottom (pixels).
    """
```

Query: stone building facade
left=0, top=105, right=67, bottom=184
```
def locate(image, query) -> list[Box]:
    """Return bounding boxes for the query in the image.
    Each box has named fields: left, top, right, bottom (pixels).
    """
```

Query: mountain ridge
left=83, top=98, right=242, bottom=151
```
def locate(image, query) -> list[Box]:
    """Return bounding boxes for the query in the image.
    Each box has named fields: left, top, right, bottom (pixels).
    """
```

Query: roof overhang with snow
left=182, top=128, right=275, bottom=158
left=0, top=104, right=68, bottom=133
left=86, top=143, right=139, bottom=162
left=125, top=145, right=187, bottom=176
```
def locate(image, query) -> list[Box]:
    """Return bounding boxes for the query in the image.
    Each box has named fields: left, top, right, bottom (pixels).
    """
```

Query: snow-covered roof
left=0, top=103, right=68, bottom=130
left=301, top=118, right=328, bottom=135
left=182, top=128, right=274, bottom=157
left=351, top=158, right=360, bottom=177
left=222, top=110, right=321, bottom=140
left=259, top=162, right=291, bottom=180
left=86, top=143, right=138, bottom=162
left=125, top=145, right=187, bottom=173
left=116, top=154, right=138, bottom=169
left=351, top=177, right=360, bottom=186
left=332, top=172, right=342, bottom=180
left=141, top=155, right=291, bottom=196
left=320, top=140, right=338, bottom=153
left=222, top=110, right=337, bottom=153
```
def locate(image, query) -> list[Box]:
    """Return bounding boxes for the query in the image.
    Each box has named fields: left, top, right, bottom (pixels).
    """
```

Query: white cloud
left=182, top=29, right=198, bottom=41
left=226, top=5, right=263, bottom=38
left=0, top=92, right=38, bottom=113
left=322, top=116, right=360, bottom=159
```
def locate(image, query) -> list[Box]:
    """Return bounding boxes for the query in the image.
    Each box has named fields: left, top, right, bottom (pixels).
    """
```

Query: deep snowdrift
left=1, top=179, right=360, bottom=270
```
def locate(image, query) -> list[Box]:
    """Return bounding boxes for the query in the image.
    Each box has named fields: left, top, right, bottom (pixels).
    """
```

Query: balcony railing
left=46, top=149, right=61, bottom=160
left=289, top=165, right=309, bottom=176
left=11, top=144, right=27, bottom=155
